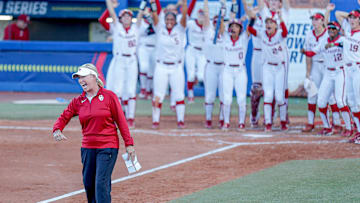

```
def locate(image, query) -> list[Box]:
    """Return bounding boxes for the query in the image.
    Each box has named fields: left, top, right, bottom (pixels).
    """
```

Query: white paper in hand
left=122, top=153, right=141, bottom=174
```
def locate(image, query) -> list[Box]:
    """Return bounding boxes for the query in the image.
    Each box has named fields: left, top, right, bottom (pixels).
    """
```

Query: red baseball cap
left=327, top=21, right=341, bottom=30
left=118, top=9, right=133, bottom=18
left=348, top=10, right=360, bottom=18
left=17, top=14, right=30, bottom=24
left=265, top=17, right=277, bottom=24
left=310, top=13, right=324, bottom=20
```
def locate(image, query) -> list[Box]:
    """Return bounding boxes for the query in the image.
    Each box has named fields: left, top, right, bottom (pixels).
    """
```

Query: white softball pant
left=345, top=63, right=360, bottom=112
left=251, top=48, right=263, bottom=84
left=185, top=45, right=206, bottom=82
left=138, top=45, right=156, bottom=90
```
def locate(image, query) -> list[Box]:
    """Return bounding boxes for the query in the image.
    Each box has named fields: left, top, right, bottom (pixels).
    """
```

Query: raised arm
left=279, top=11, right=287, bottom=38
left=230, top=0, right=237, bottom=20
left=282, top=0, right=290, bottom=11
left=203, top=0, right=210, bottom=28
left=98, top=9, right=110, bottom=30
left=247, top=7, right=259, bottom=36
left=180, top=0, right=188, bottom=28
left=335, top=10, right=348, bottom=25
left=105, top=0, right=118, bottom=23
left=136, top=0, right=147, bottom=27
left=257, top=0, right=265, bottom=11
left=187, top=0, right=197, bottom=16
left=241, top=0, right=251, bottom=17
left=150, top=0, right=159, bottom=26
left=155, top=0, right=162, bottom=14
left=324, top=3, right=335, bottom=26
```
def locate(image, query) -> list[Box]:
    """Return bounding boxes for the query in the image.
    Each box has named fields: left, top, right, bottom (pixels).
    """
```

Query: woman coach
left=52, top=63, right=135, bottom=203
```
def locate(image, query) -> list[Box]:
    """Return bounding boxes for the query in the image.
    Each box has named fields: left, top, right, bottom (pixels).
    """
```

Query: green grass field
left=172, top=159, right=360, bottom=202
left=0, top=97, right=309, bottom=120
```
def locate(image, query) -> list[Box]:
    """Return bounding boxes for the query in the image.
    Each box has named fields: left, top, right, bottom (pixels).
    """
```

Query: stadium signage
left=0, top=1, right=48, bottom=16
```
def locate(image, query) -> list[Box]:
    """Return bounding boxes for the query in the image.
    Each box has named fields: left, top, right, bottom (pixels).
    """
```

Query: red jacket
left=3, top=23, right=29, bottom=40
left=53, top=87, right=134, bottom=149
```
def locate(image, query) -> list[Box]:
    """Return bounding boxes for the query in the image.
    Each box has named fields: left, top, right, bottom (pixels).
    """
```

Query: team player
left=150, top=0, right=188, bottom=129
left=336, top=9, right=360, bottom=141
left=303, top=21, right=353, bottom=137
left=248, top=10, right=289, bottom=131
left=103, top=0, right=142, bottom=128
left=202, top=0, right=225, bottom=129
left=185, top=9, right=206, bottom=103
left=302, top=5, right=342, bottom=133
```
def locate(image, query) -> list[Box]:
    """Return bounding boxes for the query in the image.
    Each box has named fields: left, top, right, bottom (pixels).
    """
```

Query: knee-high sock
left=285, top=89, right=289, bottom=122
left=139, top=72, right=147, bottom=90
left=264, top=102, right=272, bottom=125
left=353, top=112, right=360, bottom=132
left=219, top=102, right=224, bottom=121
left=152, top=102, right=162, bottom=123
left=330, top=104, right=341, bottom=126
left=187, top=82, right=195, bottom=98
left=340, top=106, right=352, bottom=130
left=176, top=100, right=185, bottom=122
left=307, top=103, right=316, bottom=125
left=223, top=104, right=231, bottom=124
left=238, top=104, right=246, bottom=124
left=205, top=103, right=214, bottom=121
left=279, top=103, right=287, bottom=122
left=146, top=76, right=153, bottom=94
left=128, top=97, right=136, bottom=120
left=319, top=106, right=331, bottom=128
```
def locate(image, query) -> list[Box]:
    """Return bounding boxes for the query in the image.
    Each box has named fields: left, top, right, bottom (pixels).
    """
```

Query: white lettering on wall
left=4, top=1, right=48, bottom=15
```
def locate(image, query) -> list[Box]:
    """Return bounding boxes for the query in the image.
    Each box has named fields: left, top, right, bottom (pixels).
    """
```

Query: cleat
left=205, top=120, right=212, bottom=129
left=349, top=132, right=360, bottom=143
left=152, top=122, right=159, bottom=129
left=318, top=128, right=332, bottom=136
left=341, top=129, right=353, bottom=137
left=177, top=121, right=185, bottom=129
left=138, top=89, right=147, bottom=99
left=265, top=124, right=272, bottom=132
left=219, top=120, right=224, bottom=128
left=188, top=97, right=195, bottom=104
left=333, top=125, right=343, bottom=134
left=238, top=123, right=246, bottom=132
left=280, top=121, right=288, bottom=131
left=302, top=124, right=314, bottom=132
left=250, top=120, right=259, bottom=128
left=222, top=123, right=230, bottom=131
left=170, top=105, right=176, bottom=112
left=127, top=119, right=135, bottom=129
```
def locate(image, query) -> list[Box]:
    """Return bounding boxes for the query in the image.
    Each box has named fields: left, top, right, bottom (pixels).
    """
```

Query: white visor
left=72, top=67, right=98, bottom=79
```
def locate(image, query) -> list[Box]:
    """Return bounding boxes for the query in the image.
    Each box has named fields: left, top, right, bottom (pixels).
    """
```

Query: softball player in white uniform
left=302, top=12, right=342, bottom=133
left=151, top=0, right=188, bottom=129
left=248, top=15, right=288, bottom=132
left=304, top=22, right=352, bottom=137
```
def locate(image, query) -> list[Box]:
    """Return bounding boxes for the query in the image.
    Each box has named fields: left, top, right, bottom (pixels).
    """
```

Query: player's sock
left=319, top=106, right=331, bottom=128
left=279, top=103, right=287, bottom=122
left=264, top=102, right=272, bottom=124
left=330, top=104, right=341, bottom=126
left=187, top=82, right=195, bottom=98
left=353, top=112, right=360, bottom=132
left=152, top=101, right=162, bottom=123
left=238, top=104, right=246, bottom=124
left=146, top=76, right=153, bottom=97
left=340, top=106, right=352, bottom=130
left=285, top=89, right=289, bottom=123
left=271, top=98, right=276, bottom=123
left=139, top=72, right=147, bottom=91
left=223, top=104, right=231, bottom=124
left=205, top=103, right=214, bottom=121
left=175, top=100, right=185, bottom=122
left=122, top=100, right=129, bottom=119
left=307, top=103, right=316, bottom=125
left=128, top=97, right=136, bottom=120
left=219, top=101, right=224, bottom=121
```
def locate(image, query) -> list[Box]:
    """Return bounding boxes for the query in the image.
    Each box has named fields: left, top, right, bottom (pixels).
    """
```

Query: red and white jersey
left=341, top=20, right=360, bottom=63
left=203, top=24, right=224, bottom=62
left=342, top=19, right=351, bottom=34
left=110, top=20, right=138, bottom=56
left=312, top=35, right=344, bottom=68
left=223, top=32, right=250, bottom=65
left=154, top=23, right=186, bottom=62
left=138, top=20, right=156, bottom=46
left=252, top=15, right=264, bottom=49
left=187, top=19, right=205, bottom=48
left=260, top=6, right=289, bottom=25
left=304, top=29, right=328, bottom=62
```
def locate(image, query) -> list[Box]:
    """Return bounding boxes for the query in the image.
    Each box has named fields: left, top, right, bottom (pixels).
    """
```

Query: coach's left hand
left=126, top=145, right=136, bottom=161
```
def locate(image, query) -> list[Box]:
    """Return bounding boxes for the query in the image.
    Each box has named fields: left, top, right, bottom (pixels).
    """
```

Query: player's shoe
left=177, top=121, right=185, bottom=129
left=205, top=120, right=212, bottom=129
left=218, top=120, right=224, bottom=128
left=264, top=124, right=272, bottom=132
left=341, top=129, right=353, bottom=137
left=146, top=91, right=153, bottom=100
left=349, top=132, right=360, bottom=143
left=332, top=125, right=343, bottom=134
left=170, top=105, right=176, bottom=112
left=280, top=121, right=288, bottom=131
left=152, top=122, right=159, bottom=129
left=188, top=97, right=195, bottom=104
left=238, top=123, right=246, bottom=132
left=222, top=123, right=230, bottom=131
left=127, top=119, right=135, bottom=129
left=138, top=89, right=147, bottom=99
left=318, top=128, right=332, bottom=136
left=302, top=124, right=314, bottom=132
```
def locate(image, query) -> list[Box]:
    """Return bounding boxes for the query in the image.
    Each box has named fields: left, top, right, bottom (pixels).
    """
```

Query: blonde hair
left=78, top=63, right=104, bottom=87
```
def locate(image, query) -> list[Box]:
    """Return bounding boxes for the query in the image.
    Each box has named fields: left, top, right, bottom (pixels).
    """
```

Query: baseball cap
left=72, top=63, right=104, bottom=87
left=348, top=10, right=360, bottom=18
left=119, top=9, right=133, bottom=18
left=17, top=14, right=30, bottom=24
left=310, top=13, right=324, bottom=20
left=198, top=9, right=204, bottom=14
left=265, top=17, right=277, bottom=24
left=327, top=21, right=341, bottom=30
left=229, top=19, right=243, bottom=28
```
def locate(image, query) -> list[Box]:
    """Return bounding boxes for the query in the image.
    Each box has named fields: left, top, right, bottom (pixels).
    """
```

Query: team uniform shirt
left=138, top=19, right=156, bottom=46
left=248, top=22, right=288, bottom=64
left=110, top=20, right=139, bottom=56
left=260, top=6, right=289, bottom=26
left=53, top=87, right=134, bottom=149
left=203, top=24, right=224, bottom=62
left=3, top=23, right=29, bottom=40
left=252, top=15, right=264, bottom=49
left=341, top=19, right=360, bottom=63
left=304, top=29, right=328, bottom=62
left=223, top=32, right=250, bottom=66
left=310, top=35, right=344, bottom=68
left=154, top=23, right=186, bottom=62
left=187, top=19, right=205, bottom=49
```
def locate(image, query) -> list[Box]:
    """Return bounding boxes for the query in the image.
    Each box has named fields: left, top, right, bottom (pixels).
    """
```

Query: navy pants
left=81, top=148, right=118, bottom=203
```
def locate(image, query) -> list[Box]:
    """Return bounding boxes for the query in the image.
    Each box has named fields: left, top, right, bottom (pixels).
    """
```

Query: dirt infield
left=1, top=115, right=360, bottom=203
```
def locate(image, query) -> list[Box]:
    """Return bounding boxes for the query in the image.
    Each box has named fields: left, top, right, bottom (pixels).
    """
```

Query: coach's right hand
left=53, top=129, right=67, bottom=141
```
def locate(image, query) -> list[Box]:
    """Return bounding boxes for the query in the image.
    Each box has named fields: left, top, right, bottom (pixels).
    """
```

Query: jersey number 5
left=128, top=40, right=136, bottom=48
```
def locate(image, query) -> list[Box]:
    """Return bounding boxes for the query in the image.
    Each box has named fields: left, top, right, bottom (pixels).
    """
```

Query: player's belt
left=157, top=60, right=181, bottom=65
left=193, top=46, right=202, bottom=51
left=145, top=44, right=155, bottom=47
left=314, top=60, right=324, bottom=63
left=253, top=48, right=262, bottom=51
left=268, top=62, right=278, bottom=66
left=327, top=66, right=343, bottom=71
left=346, top=62, right=360, bottom=66
left=207, top=60, right=224, bottom=65
left=122, top=54, right=132, bottom=57
left=229, top=64, right=240, bottom=67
